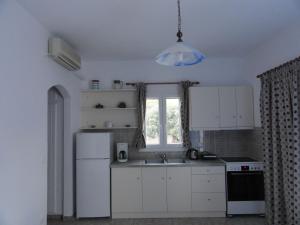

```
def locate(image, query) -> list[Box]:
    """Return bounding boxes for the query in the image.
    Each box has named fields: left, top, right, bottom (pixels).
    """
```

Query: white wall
left=81, top=22, right=300, bottom=128
left=2, top=0, right=300, bottom=224
left=81, top=58, right=249, bottom=89
left=0, top=1, right=80, bottom=225
left=245, top=21, right=300, bottom=126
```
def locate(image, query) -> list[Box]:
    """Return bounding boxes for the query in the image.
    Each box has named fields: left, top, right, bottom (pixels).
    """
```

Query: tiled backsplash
left=246, top=127, right=263, bottom=161
left=112, top=128, right=263, bottom=161
left=203, top=128, right=262, bottom=160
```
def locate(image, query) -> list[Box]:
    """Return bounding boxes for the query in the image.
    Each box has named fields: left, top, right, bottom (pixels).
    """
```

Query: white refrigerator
left=76, top=132, right=112, bottom=218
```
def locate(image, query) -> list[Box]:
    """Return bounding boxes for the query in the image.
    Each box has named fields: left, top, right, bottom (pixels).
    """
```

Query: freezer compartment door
left=76, top=159, right=110, bottom=218
left=76, top=133, right=111, bottom=159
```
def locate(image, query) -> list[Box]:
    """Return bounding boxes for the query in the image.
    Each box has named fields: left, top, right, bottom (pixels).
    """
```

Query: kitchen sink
left=145, top=159, right=166, bottom=164
left=167, top=159, right=189, bottom=164
left=144, top=159, right=189, bottom=165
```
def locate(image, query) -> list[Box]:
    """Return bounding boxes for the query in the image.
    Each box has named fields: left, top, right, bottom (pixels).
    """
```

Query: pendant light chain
left=177, top=0, right=181, bottom=32
left=155, top=0, right=205, bottom=66
left=176, top=0, right=183, bottom=42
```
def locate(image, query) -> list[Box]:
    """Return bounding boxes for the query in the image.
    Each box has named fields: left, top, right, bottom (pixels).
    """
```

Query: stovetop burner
left=221, top=157, right=257, bottom=162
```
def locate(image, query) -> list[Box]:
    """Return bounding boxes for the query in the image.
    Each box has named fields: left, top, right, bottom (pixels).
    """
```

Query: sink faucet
left=160, top=153, right=167, bottom=163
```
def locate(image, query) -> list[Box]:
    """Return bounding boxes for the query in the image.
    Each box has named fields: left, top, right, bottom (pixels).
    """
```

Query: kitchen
left=1, top=1, right=300, bottom=225
left=76, top=82, right=264, bottom=219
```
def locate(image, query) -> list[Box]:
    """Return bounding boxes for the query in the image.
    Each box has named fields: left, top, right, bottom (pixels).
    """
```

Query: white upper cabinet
left=189, top=86, right=254, bottom=130
left=236, top=86, right=254, bottom=128
left=219, top=87, right=237, bottom=128
left=142, top=168, right=167, bottom=212
left=189, top=87, right=220, bottom=129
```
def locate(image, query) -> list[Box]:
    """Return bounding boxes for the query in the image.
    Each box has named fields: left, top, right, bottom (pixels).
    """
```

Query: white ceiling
left=17, top=0, right=300, bottom=60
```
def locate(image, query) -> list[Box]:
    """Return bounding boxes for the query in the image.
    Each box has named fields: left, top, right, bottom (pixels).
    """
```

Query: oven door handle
left=229, top=172, right=263, bottom=176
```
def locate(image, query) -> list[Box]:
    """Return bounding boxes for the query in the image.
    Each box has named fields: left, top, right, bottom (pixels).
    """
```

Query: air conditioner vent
left=48, top=37, right=81, bottom=71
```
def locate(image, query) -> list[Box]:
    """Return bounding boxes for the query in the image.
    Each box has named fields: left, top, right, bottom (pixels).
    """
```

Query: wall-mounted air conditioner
left=48, top=37, right=81, bottom=71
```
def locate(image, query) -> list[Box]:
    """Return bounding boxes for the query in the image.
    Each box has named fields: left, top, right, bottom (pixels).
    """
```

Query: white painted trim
left=112, top=211, right=225, bottom=219
left=47, top=85, right=72, bottom=217
left=139, top=147, right=185, bottom=152
left=144, top=96, right=184, bottom=152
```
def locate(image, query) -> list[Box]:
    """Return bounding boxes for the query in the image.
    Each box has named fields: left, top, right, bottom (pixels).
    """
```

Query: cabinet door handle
left=207, top=180, right=211, bottom=183
left=136, top=177, right=140, bottom=180
left=208, top=198, right=211, bottom=201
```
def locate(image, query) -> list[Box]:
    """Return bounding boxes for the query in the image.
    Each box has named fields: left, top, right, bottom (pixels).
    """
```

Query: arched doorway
left=47, top=85, right=71, bottom=220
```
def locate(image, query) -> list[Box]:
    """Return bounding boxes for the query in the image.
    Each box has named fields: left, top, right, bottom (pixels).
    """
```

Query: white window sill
left=139, top=146, right=186, bottom=152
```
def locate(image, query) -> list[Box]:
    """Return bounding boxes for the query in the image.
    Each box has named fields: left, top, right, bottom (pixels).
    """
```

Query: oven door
left=227, top=171, right=264, bottom=201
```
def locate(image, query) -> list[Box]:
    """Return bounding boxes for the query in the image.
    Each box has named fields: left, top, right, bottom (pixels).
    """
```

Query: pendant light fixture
left=155, top=0, right=205, bottom=67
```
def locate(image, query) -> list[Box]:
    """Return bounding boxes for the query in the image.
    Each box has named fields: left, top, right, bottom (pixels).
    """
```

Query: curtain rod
left=256, top=56, right=300, bottom=79
left=126, top=81, right=200, bottom=86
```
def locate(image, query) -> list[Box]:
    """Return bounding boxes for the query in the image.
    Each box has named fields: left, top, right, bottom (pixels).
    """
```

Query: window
left=166, top=98, right=182, bottom=145
left=145, top=99, right=160, bottom=145
left=145, top=97, right=182, bottom=149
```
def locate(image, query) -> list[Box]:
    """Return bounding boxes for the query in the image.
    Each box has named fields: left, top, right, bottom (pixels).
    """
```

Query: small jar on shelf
left=90, top=80, right=100, bottom=90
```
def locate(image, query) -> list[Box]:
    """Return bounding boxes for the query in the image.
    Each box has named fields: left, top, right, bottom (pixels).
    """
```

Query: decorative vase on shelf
left=117, top=102, right=126, bottom=108
left=113, top=80, right=124, bottom=89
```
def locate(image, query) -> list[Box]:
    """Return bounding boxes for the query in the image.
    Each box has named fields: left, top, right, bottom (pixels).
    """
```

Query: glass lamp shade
left=155, top=42, right=205, bottom=66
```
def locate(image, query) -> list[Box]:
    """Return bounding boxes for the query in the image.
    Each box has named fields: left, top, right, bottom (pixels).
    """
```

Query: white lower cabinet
left=111, top=166, right=226, bottom=218
left=142, top=168, right=167, bottom=212
left=192, top=174, right=225, bottom=193
left=111, top=168, right=142, bottom=213
left=191, top=166, right=226, bottom=212
left=166, top=167, right=191, bottom=212
left=142, top=167, right=191, bottom=212
left=192, top=193, right=226, bottom=211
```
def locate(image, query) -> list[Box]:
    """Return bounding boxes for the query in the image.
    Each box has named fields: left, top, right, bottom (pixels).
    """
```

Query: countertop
left=110, top=159, right=225, bottom=168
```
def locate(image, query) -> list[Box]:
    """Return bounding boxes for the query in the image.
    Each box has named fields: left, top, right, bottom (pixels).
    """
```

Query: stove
left=221, top=157, right=265, bottom=216
left=221, top=157, right=263, bottom=171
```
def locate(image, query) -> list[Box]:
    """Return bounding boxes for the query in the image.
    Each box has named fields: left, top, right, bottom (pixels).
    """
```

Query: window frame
left=142, top=96, right=184, bottom=152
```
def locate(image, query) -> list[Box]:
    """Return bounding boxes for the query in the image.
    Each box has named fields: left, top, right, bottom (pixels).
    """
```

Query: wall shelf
left=81, top=89, right=137, bottom=130
left=81, top=107, right=137, bottom=111
left=80, top=126, right=138, bottom=130
left=81, top=89, right=136, bottom=93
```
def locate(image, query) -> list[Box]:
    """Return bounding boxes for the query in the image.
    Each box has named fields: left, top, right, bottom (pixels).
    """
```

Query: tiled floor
left=48, top=217, right=266, bottom=225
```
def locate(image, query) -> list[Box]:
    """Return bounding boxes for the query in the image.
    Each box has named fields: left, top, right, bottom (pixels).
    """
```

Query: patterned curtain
left=259, top=58, right=300, bottom=225
left=180, top=80, right=193, bottom=148
left=134, top=83, right=147, bottom=149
